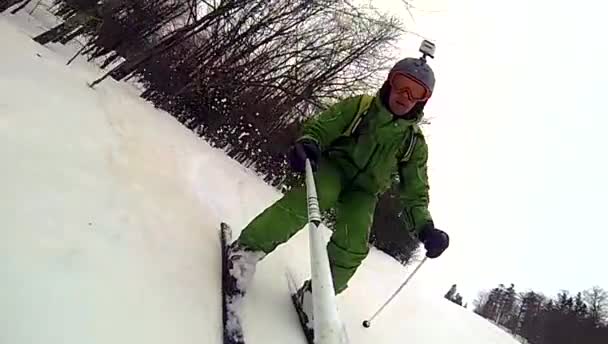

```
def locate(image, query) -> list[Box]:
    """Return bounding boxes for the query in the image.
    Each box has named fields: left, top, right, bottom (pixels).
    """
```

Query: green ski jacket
left=298, top=94, right=433, bottom=233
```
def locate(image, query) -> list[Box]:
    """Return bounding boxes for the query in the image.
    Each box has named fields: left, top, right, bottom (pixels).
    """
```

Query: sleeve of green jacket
left=298, top=96, right=362, bottom=149
left=398, top=134, right=433, bottom=234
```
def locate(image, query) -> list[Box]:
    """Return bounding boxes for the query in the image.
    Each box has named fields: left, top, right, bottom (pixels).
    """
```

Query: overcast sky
left=371, top=0, right=608, bottom=302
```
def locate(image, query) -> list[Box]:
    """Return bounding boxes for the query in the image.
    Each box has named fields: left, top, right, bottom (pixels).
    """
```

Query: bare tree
left=584, top=286, right=608, bottom=327
left=473, top=290, right=489, bottom=315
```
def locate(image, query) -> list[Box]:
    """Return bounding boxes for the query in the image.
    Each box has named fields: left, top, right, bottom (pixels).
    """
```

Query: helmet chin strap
left=395, top=111, right=417, bottom=120
left=379, top=81, right=392, bottom=112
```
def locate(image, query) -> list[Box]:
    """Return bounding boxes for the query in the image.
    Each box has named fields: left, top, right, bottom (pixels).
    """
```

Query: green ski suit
left=238, top=94, right=433, bottom=294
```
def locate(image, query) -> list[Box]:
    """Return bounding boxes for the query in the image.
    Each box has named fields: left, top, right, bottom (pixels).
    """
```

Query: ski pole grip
left=295, top=142, right=308, bottom=166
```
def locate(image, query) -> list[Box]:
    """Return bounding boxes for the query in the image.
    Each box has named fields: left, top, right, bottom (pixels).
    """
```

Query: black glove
left=418, top=223, right=449, bottom=259
left=287, top=139, right=321, bottom=173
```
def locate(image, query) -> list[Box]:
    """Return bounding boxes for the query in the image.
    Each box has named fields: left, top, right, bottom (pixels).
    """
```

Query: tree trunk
left=33, top=22, right=71, bottom=45
left=33, top=13, right=93, bottom=45
left=0, top=0, right=23, bottom=13
left=100, top=53, right=120, bottom=69
left=9, top=0, right=32, bottom=14
left=66, top=43, right=88, bottom=65
left=59, top=26, right=85, bottom=44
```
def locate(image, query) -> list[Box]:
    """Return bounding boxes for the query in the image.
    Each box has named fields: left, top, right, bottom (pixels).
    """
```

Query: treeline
left=1, top=0, right=423, bottom=265
left=474, top=283, right=608, bottom=344
left=445, top=284, right=467, bottom=308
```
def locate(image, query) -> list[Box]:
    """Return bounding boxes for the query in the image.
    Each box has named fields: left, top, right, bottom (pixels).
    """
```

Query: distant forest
left=471, top=283, right=608, bottom=344
left=1, top=0, right=424, bottom=264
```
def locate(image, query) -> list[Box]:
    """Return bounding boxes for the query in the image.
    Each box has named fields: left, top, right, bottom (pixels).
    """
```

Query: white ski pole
left=362, top=256, right=428, bottom=328
left=303, top=156, right=348, bottom=344
left=304, top=158, right=322, bottom=225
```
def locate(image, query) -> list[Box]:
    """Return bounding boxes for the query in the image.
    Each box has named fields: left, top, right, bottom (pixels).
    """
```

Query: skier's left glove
left=417, top=223, right=449, bottom=258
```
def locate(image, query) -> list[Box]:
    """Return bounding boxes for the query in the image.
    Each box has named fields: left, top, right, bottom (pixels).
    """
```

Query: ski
left=286, top=271, right=315, bottom=344
left=220, top=222, right=246, bottom=344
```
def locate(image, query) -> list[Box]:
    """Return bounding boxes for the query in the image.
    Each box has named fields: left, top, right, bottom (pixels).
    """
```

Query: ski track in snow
left=0, top=7, right=520, bottom=344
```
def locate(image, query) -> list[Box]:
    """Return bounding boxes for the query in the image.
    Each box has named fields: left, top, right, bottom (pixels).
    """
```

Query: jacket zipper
left=345, top=144, right=380, bottom=190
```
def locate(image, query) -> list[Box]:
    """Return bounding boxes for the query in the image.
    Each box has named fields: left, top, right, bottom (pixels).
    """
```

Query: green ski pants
left=237, top=160, right=378, bottom=294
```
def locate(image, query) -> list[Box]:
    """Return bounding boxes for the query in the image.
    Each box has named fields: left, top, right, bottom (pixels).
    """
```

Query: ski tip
left=220, top=222, right=233, bottom=243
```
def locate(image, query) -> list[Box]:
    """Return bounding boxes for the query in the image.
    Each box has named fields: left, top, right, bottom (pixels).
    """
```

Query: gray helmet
left=390, top=57, right=435, bottom=92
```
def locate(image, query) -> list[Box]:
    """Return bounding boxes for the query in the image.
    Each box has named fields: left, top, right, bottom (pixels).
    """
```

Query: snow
left=0, top=8, right=520, bottom=344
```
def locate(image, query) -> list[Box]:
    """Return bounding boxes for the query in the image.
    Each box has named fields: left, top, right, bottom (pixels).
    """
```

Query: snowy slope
left=0, top=9, right=520, bottom=344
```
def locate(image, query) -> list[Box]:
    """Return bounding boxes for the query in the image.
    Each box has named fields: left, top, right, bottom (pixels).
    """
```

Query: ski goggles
left=389, top=72, right=431, bottom=101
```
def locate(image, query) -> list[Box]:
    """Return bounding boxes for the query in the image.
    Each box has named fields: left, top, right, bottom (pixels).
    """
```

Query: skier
left=225, top=44, right=449, bottom=337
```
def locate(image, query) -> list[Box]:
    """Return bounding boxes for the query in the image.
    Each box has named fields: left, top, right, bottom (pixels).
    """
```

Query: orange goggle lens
left=389, top=72, right=430, bottom=101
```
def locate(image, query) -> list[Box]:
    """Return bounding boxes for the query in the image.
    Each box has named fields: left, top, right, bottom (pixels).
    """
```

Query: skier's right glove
left=287, top=138, right=321, bottom=173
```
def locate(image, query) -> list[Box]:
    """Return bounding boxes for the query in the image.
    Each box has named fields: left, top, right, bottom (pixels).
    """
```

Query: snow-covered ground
left=0, top=8, right=520, bottom=344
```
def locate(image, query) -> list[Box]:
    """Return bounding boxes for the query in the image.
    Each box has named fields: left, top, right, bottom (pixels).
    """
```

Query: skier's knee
left=329, top=261, right=364, bottom=295
left=327, top=240, right=369, bottom=293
